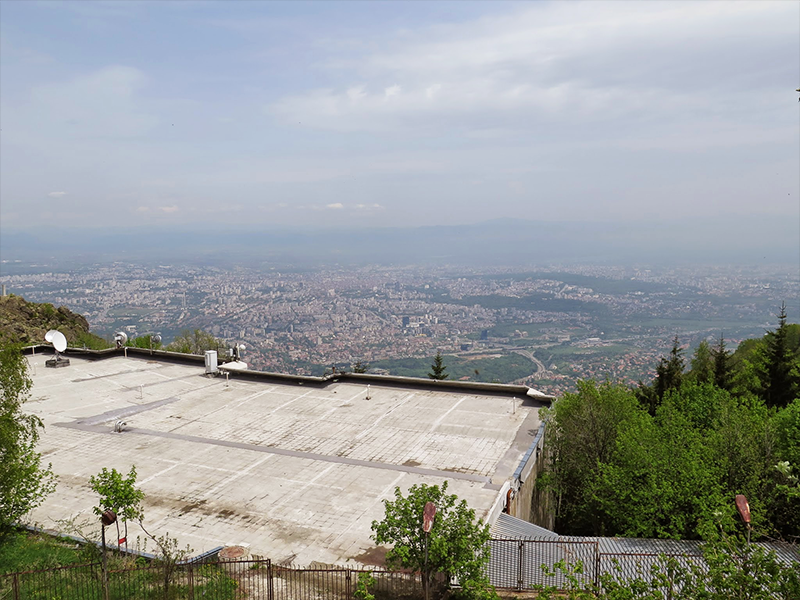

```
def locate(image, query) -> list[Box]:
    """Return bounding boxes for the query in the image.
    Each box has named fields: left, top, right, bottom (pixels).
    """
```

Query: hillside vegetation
left=0, top=295, right=109, bottom=349
left=544, top=306, right=800, bottom=541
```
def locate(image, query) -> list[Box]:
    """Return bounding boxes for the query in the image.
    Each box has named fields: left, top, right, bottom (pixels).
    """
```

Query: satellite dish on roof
left=52, top=331, right=67, bottom=353
left=44, top=330, right=70, bottom=368
left=114, top=331, right=128, bottom=348
left=152, top=334, right=162, bottom=345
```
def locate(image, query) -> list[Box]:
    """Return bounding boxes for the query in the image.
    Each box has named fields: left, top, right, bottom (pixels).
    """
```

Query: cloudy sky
left=1, top=0, right=798, bottom=232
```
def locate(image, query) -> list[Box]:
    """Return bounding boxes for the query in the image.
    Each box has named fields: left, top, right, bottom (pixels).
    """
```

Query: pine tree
left=428, top=351, right=449, bottom=380
left=689, top=340, right=713, bottom=384
left=763, top=302, right=799, bottom=408
left=641, top=336, right=685, bottom=415
left=711, top=333, right=732, bottom=391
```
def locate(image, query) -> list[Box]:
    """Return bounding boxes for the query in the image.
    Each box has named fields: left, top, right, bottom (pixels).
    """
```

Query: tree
left=371, top=481, right=495, bottom=599
left=639, top=336, right=685, bottom=415
left=656, top=337, right=685, bottom=397
left=0, top=343, right=56, bottom=537
left=353, top=361, right=369, bottom=373
left=428, top=351, right=449, bottom=380
left=89, top=466, right=145, bottom=551
left=711, top=334, right=732, bottom=391
left=594, top=396, right=726, bottom=539
left=543, top=381, right=644, bottom=536
left=688, top=340, right=713, bottom=385
left=127, top=334, right=163, bottom=350
left=166, top=329, right=223, bottom=355
left=762, top=302, right=800, bottom=408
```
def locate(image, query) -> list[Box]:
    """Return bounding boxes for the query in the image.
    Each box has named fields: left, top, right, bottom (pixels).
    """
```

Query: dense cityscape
left=1, top=260, right=796, bottom=395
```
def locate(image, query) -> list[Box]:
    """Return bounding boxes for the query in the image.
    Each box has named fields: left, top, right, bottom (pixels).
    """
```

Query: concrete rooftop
left=24, top=353, right=543, bottom=566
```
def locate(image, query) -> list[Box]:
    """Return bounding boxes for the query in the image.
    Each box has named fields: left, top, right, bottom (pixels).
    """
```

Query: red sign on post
left=423, top=502, right=436, bottom=533
left=735, top=494, right=751, bottom=525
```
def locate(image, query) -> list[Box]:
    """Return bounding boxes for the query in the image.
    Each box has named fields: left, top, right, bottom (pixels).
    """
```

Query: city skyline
left=3, top=260, right=796, bottom=395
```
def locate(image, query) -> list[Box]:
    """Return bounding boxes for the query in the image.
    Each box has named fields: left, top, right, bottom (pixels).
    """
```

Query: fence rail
left=487, top=538, right=714, bottom=592
left=4, top=540, right=798, bottom=599
left=1, top=559, right=423, bottom=600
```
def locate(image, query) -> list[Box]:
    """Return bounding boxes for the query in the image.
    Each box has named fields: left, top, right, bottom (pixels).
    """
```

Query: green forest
left=543, top=304, right=800, bottom=542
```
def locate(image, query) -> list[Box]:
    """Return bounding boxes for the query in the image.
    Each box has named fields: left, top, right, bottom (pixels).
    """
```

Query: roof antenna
left=114, top=331, right=128, bottom=349
left=45, top=330, right=70, bottom=368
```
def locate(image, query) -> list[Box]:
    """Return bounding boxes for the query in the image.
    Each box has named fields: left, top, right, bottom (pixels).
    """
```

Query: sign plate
left=423, top=502, right=436, bottom=533
left=735, top=494, right=751, bottom=524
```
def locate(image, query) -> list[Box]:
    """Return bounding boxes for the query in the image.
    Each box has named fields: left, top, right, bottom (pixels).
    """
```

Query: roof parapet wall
left=23, top=344, right=555, bottom=402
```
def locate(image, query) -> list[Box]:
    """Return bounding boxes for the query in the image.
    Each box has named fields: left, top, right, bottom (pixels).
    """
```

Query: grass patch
left=0, top=531, right=242, bottom=600
left=0, top=530, right=87, bottom=574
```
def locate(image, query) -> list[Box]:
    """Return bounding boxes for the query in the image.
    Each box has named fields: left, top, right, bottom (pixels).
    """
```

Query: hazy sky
left=1, top=0, right=798, bottom=232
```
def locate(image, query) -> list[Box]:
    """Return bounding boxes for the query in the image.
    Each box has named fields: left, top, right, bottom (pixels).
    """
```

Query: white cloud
left=269, top=2, right=796, bottom=136
left=326, top=203, right=344, bottom=209
left=136, top=206, right=150, bottom=213
left=158, top=206, right=179, bottom=213
left=47, top=191, right=67, bottom=198
left=384, top=85, right=401, bottom=98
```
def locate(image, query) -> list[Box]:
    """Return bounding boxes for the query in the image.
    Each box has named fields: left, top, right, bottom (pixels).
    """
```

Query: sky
left=1, top=0, right=798, bottom=233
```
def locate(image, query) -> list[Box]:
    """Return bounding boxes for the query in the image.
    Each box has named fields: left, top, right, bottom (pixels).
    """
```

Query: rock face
left=0, top=294, right=108, bottom=348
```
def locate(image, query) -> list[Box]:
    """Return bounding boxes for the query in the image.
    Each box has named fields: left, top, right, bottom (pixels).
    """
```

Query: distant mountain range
left=2, top=216, right=798, bottom=267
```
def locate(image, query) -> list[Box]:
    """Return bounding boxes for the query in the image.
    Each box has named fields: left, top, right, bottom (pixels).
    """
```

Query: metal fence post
left=12, top=573, right=20, bottom=600
left=517, top=540, right=525, bottom=591
left=594, top=543, right=601, bottom=589
left=267, top=559, right=274, bottom=600
left=188, top=562, right=194, bottom=600
left=346, top=569, right=352, bottom=598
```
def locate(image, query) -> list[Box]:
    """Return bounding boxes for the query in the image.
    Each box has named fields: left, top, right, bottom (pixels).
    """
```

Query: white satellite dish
left=44, top=329, right=70, bottom=368
left=114, top=331, right=128, bottom=348
left=52, top=331, right=68, bottom=353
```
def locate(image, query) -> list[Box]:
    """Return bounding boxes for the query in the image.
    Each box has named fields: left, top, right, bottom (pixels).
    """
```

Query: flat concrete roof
left=24, top=354, right=544, bottom=566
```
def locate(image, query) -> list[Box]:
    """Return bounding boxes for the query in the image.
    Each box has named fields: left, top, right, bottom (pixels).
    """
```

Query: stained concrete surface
left=24, top=355, right=542, bottom=566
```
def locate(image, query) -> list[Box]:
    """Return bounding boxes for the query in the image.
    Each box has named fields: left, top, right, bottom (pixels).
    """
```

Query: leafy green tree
left=770, top=398, right=800, bottom=538
left=594, top=396, right=724, bottom=539
left=699, top=532, right=800, bottom=599
left=352, top=361, right=369, bottom=373
left=166, top=329, right=223, bottom=355
left=89, top=466, right=145, bottom=550
left=354, top=572, right=376, bottom=600
left=544, top=381, right=644, bottom=535
left=0, top=343, right=56, bottom=537
left=762, top=302, right=800, bottom=408
left=428, top=351, right=449, bottom=380
left=371, top=481, right=495, bottom=599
